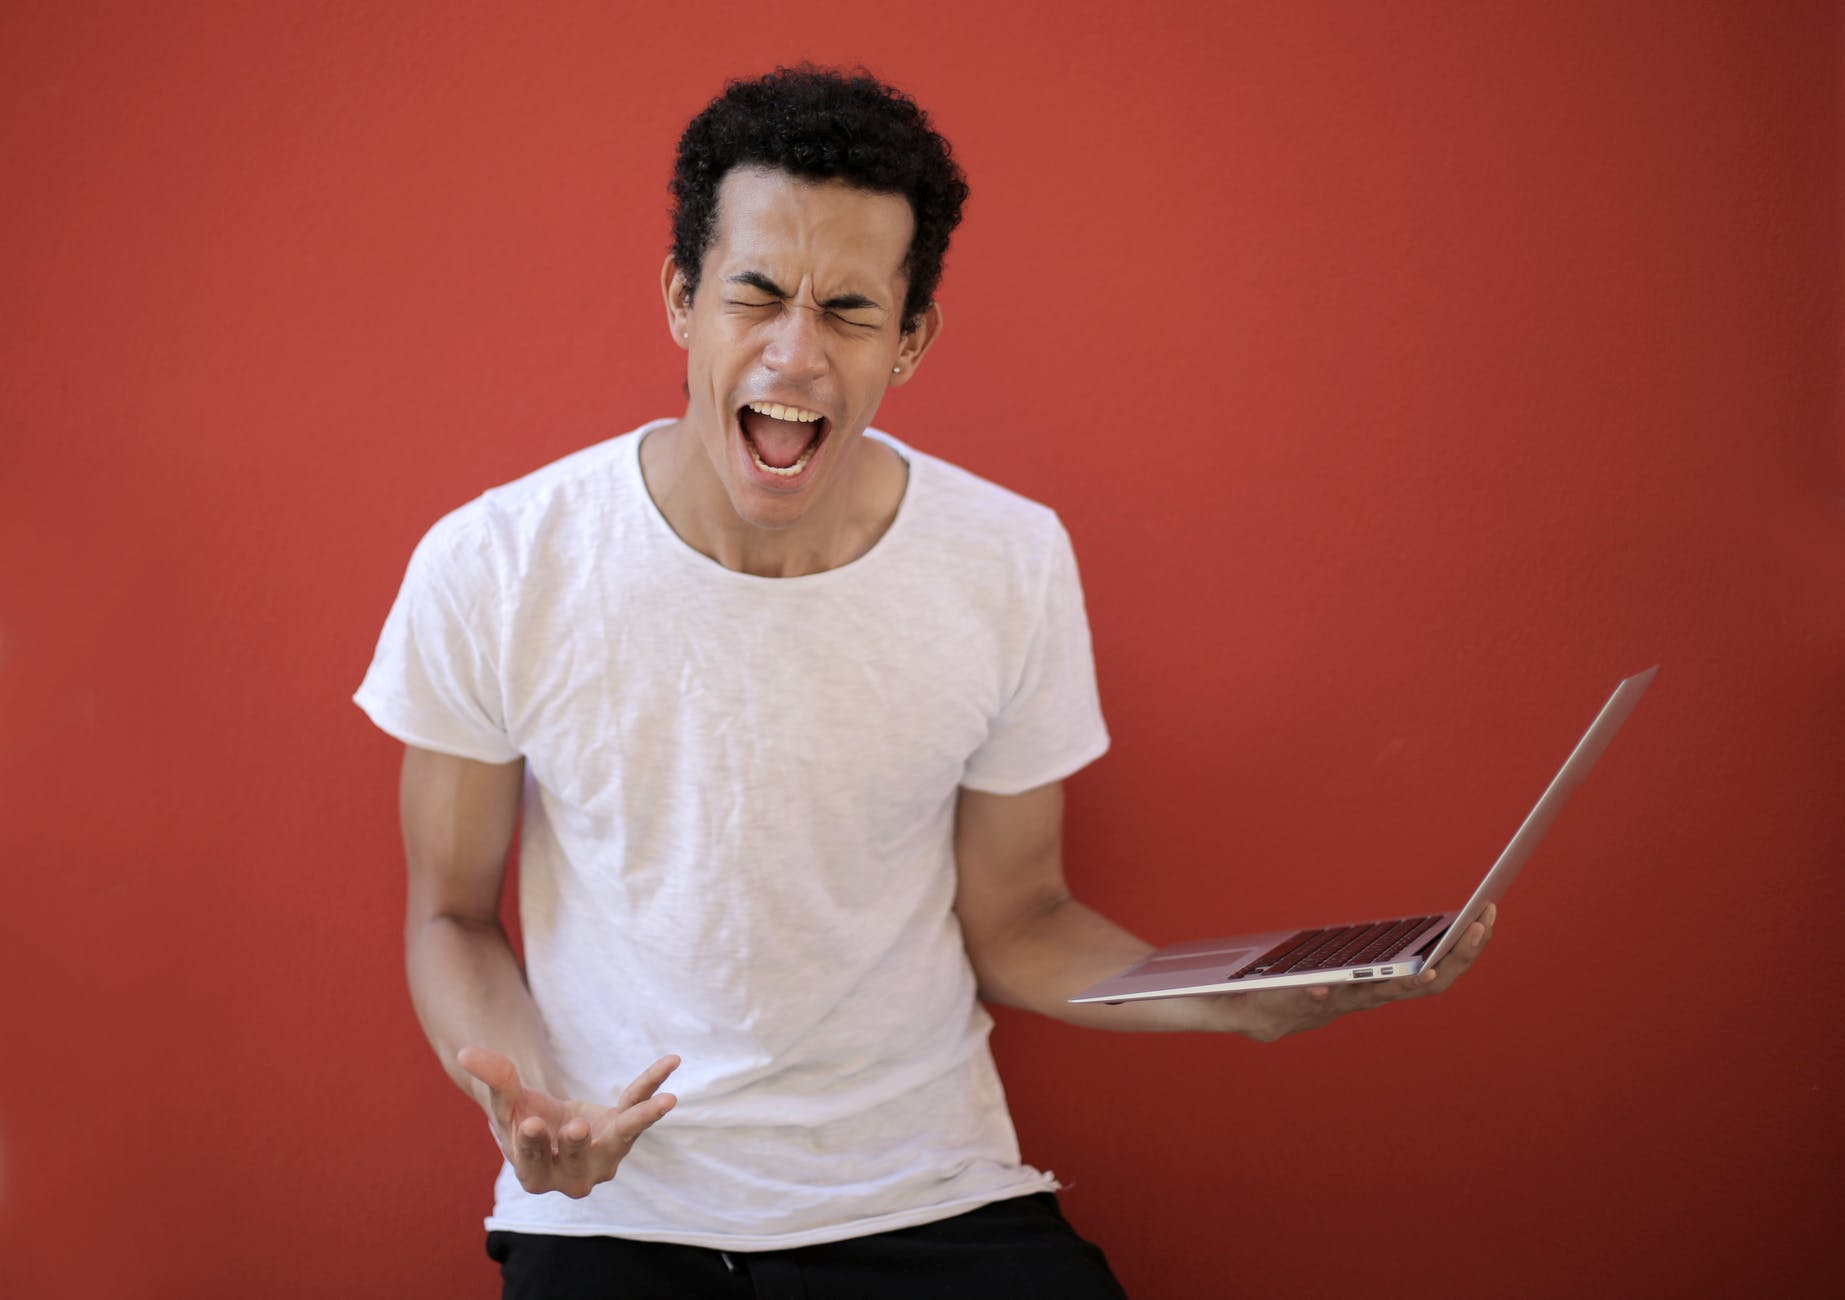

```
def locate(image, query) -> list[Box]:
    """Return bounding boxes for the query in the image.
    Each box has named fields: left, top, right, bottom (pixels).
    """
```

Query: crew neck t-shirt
left=354, top=422, right=1109, bottom=1249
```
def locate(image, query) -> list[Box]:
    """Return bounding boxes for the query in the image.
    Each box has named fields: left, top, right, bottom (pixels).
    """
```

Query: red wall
left=3, top=3, right=1839, bottom=1296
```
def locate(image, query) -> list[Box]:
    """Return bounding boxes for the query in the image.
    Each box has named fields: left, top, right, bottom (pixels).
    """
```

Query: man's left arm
left=951, top=782, right=1495, bottom=1041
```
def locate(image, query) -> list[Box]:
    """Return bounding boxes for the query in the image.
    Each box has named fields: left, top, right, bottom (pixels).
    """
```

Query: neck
left=639, top=420, right=907, bottom=578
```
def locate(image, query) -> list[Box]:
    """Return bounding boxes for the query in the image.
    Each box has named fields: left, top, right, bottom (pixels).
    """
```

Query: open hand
left=1215, top=903, right=1498, bottom=1043
left=457, top=1047, right=680, bottom=1199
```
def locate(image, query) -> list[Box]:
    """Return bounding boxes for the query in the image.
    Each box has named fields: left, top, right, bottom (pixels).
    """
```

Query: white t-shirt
left=354, top=422, right=1109, bottom=1249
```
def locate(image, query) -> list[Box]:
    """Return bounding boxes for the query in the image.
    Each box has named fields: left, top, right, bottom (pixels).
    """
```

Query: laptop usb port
left=1353, top=969, right=1374, bottom=979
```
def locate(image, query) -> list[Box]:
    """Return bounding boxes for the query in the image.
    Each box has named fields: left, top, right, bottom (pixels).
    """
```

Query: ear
left=661, top=257, right=692, bottom=349
left=888, top=301, right=945, bottom=387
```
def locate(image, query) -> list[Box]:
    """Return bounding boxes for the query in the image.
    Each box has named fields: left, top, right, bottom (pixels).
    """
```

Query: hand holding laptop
left=1197, top=903, right=1497, bottom=1043
left=1069, top=668, right=1654, bottom=1010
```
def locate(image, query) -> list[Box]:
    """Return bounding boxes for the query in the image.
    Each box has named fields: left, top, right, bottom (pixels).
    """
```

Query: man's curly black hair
left=670, top=66, right=969, bottom=333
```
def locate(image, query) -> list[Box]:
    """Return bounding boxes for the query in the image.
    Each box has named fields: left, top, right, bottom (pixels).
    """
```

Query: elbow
left=404, top=909, right=506, bottom=950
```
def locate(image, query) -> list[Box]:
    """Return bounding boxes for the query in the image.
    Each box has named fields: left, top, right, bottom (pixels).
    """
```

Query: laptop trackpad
left=1143, top=944, right=1250, bottom=964
left=1136, top=939, right=1264, bottom=974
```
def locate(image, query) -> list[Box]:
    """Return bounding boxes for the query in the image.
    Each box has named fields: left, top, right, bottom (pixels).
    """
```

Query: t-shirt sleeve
left=960, top=518, right=1110, bottom=794
left=352, top=506, right=522, bottom=764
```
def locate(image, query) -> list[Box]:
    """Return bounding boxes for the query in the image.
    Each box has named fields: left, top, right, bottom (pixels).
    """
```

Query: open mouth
left=738, top=401, right=829, bottom=478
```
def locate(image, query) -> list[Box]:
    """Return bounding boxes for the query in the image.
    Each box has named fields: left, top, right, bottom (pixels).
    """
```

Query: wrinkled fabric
left=356, top=423, right=1109, bottom=1248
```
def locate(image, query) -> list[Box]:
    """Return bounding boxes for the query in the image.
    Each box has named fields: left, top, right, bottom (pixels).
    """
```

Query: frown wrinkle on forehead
left=707, top=168, right=914, bottom=307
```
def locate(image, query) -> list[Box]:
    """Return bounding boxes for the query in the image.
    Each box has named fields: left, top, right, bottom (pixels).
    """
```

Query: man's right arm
left=398, top=744, right=679, bottom=1198
left=399, top=744, right=560, bottom=1107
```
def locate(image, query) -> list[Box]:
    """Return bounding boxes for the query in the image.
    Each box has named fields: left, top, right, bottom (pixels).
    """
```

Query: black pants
left=486, top=1192, right=1128, bottom=1299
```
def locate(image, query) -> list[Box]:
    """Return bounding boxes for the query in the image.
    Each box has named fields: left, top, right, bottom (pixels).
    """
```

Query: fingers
left=553, top=1116, right=594, bottom=1186
left=509, top=1111, right=597, bottom=1196
left=610, top=1090, right=678, bottom=1144
left=534, top=1094, right=677, bottom=1198
left=514, top=1115, right=554, bottom=1169
left=457, top=1046, right=523, bottom=1128
left=495, top=1057, right=682, bottom=1199
left=1240, top=906, right=1503, bottom=1040
left=1413, top=906, right=1497, bottom=994
left=459, top=1048, right=565, bottom=1181
left=598, top=1057, right=680, bottom=1151
left=458, top=1045, right=520, bottom=1091
left=615, top=1055, right=682, bottom=1111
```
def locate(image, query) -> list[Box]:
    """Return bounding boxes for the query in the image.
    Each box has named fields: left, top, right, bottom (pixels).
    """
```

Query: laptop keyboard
left=1228, top=915, right=1443, bottom=979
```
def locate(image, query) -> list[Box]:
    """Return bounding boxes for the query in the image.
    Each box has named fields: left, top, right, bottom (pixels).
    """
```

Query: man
left=356, top=67, right=1493, bottom=1298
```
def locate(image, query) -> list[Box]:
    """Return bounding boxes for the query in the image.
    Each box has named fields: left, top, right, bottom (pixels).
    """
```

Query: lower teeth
left=748, top=436, right=818, bottom=477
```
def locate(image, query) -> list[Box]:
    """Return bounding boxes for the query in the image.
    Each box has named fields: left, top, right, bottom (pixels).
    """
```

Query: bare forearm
left=950, top=784, right=1487, bottom=1044
left=405, top=914, right=564, bottom=1107
left=969, top=897, right=1240, bottom=1033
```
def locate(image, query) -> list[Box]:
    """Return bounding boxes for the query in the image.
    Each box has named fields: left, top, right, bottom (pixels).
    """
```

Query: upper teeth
left=746, top=401, right=823, bottom=423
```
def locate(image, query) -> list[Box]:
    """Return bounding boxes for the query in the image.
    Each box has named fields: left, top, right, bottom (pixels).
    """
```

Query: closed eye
left=726, top=299, right=882, bottom=330
left=723, top=273, right=886, bottom=327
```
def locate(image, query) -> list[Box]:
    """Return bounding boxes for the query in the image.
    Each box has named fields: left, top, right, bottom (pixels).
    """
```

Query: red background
left=3, top=2, right=1840, bottom=1296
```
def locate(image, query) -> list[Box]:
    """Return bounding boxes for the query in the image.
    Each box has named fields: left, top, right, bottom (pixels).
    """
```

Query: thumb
left=457, top=1046, right=523, bottom=1109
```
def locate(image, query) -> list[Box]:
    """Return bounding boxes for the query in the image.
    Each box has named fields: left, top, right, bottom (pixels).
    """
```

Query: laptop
left=1068, top=665, right=1658, bottom=1004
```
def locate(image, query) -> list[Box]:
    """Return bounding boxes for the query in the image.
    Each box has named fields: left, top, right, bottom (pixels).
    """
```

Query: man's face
left=663, top=166, right=938, bottom=533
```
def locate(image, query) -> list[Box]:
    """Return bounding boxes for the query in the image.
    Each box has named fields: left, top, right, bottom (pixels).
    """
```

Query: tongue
left=740, top=408, right=817, bottom=469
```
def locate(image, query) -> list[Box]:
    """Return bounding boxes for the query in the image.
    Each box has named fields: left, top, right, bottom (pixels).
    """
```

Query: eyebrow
left=725, top=271, right=883, bottom=313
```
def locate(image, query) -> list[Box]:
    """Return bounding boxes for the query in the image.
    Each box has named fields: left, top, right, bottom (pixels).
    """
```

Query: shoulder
left=875, top=430, right=1067, bottom=561
left=475, top=425, right=650, bottom=536
left=412, top=423, right=657, bottom=583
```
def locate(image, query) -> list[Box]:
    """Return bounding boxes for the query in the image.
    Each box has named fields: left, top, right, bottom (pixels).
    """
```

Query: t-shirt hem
left=480, top=1170, right=1062, bottom=1252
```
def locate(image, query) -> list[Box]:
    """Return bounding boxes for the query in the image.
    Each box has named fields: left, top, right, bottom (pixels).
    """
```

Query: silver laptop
left=1069, top=666, right=1658, bottom=1005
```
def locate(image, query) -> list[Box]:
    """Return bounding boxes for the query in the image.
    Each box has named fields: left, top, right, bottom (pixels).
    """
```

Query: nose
left=761, top=305, right=828, bottom=382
